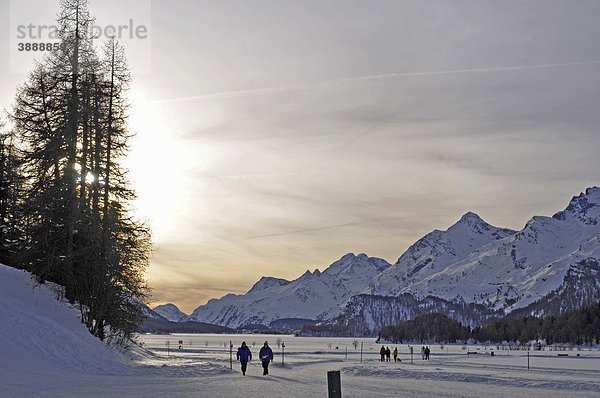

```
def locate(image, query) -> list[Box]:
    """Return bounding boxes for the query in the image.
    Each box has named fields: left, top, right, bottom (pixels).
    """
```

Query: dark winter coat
left=237, top=346, right=252, bottom=362
left=259, top=346, right=274, bottom=362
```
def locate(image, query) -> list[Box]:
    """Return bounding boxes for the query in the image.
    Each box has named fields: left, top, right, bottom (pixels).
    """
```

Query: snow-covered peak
left=341, top=252, right=359, bottom=261
left=152, top=303, right=188, bottom=322
left=247, top=276, right=291, bottom=294
left=553, top=186, right=600, bottom=225
left=447, top=212, right=514, bottom=238
left=523, top=215, right=556, bottom=230
left=456, top=211, right=485, bottom=226
left=368, top=213, right=516, bottom=296
left=323, top=253, right=390, bottom=276
left=299, top=270, right=314, bottom=279
left=400, top=212, right=515, bottom=263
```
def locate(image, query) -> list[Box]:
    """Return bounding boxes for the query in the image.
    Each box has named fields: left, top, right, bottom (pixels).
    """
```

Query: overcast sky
left=2, top=0, right=600, bottom=313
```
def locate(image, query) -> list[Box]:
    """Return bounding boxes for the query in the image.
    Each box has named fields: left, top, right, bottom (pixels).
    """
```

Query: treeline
left=380, top=301, right=600, bottom=345
left=473, top=301, right=600, bottom=345
left=0, top=0, right=150, bottom=343
left=380, top=313, right=470, bottom=343
left=302, top=322, right=362, bottom=337
left=139, top=319, right=236, bottom=335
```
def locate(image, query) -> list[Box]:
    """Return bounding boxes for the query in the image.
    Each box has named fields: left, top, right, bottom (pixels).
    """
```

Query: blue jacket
left=237, top=346, right=252, bottom=362
left=259, top=346, right=273, bottom=362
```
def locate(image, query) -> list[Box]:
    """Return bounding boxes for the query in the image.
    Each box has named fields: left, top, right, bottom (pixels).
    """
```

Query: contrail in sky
left=242, top=222, right=359, bottom=240
left=151, top=60, right=600, bottom=104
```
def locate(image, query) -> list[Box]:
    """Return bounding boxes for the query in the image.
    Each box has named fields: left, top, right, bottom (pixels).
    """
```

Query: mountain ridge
left=184, top=253, right=392, bottom=328
left=182, top=187, right=600, bottom=334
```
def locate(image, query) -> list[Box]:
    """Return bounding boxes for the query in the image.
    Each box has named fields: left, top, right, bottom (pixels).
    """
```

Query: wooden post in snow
left=230, top=341, right=233, bottom=370
left=360, top=342, right=363, bottom=363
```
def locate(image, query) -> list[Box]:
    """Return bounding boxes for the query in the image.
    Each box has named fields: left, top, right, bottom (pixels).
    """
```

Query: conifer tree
left=0, top=121, right=23, bottom=266
left=9, top=0, right=150, bottom=343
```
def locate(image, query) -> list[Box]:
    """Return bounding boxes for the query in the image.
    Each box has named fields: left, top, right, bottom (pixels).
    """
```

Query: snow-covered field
left=134, top=334, right=600, bottom=397
left=3, top=263, right=600, bottom=397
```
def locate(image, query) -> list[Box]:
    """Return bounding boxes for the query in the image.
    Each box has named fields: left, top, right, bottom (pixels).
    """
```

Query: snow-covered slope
left=152, top=303, right=188, bottom=322
left=186, top=253, right=391, bottom=328
left=0, top=264, right=131, bottom=377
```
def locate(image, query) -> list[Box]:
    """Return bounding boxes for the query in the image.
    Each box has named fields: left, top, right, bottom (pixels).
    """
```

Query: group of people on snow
left=379, top=345, right=432, bottom=362
left=236, top=341, right=274, bottom=376
left=379, top=346, right=400, bottom=362
left=420, top=346, right=431, bottom=360
left=237, top=341, right=431, bottom=376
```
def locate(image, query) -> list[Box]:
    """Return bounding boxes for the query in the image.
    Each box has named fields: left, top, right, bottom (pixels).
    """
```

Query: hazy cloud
left=2, top=0, right=600, bottom=310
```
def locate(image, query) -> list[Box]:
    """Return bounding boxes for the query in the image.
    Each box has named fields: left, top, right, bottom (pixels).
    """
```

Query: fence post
left=360, top=342, right=363, bottom=363
left=327, top=370, right=342, bottom=398
left=527, top=350, right=530, bottom=370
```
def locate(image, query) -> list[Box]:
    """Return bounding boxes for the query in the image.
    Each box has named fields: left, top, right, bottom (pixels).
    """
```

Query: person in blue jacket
left=236, top=341, right=252, bottom=375
left=259, top=341, right=274, bottom=375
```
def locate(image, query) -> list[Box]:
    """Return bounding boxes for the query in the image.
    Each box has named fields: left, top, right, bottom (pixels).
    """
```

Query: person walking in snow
left=385, top=347, right=391, bottom=362
left=393, top=347, right=398, bottom=362
left=421, top=346, right=425, bottom=360
left=425, top=346, right=430, bottom=360
left=380, top=346, right=386, bottom=362
left=236, top=342, right=252, bottom=375
left=259, top=341, right=274, bottom=375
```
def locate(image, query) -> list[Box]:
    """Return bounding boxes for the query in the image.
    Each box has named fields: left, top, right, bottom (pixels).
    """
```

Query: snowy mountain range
left=180, top=187, right=600, bottom=333
left=184, top=254, right=390, bottom=328
left=367, top=190, right=600, bottom=312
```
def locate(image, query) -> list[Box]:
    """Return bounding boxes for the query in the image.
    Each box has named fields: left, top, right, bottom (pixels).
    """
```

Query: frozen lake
left=131, top=333, right=600, bottom=397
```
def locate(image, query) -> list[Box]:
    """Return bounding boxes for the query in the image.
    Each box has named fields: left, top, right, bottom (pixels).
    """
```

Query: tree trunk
left=102, top=39, right=115, bottom=248
left=65, top=0, right=81, bottom=276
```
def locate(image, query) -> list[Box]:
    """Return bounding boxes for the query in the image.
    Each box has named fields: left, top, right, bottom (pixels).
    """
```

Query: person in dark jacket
left=385, top=347, right=391, bottom=362
left=236, top=342, right=252, bottom=375
left=380, top=346, right=386, bottom=361
left=259, top=341, right=274, bottom=375
left=425, top=346, right=430, bottom=360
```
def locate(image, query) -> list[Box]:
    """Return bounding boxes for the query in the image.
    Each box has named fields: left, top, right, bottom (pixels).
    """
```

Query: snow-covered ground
left=135, top=334, right=600, bottom=397
left=3, top=263, right=600, bottom=397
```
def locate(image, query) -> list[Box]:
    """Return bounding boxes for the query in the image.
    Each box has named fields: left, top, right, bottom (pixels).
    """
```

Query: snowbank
left=0, top=264, right=131, bottom=376
left=0, top=264, right=233, bottom=397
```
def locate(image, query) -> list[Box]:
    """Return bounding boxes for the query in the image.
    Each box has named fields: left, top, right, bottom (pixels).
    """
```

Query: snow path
left=7, top=356, right=600, bottom=398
